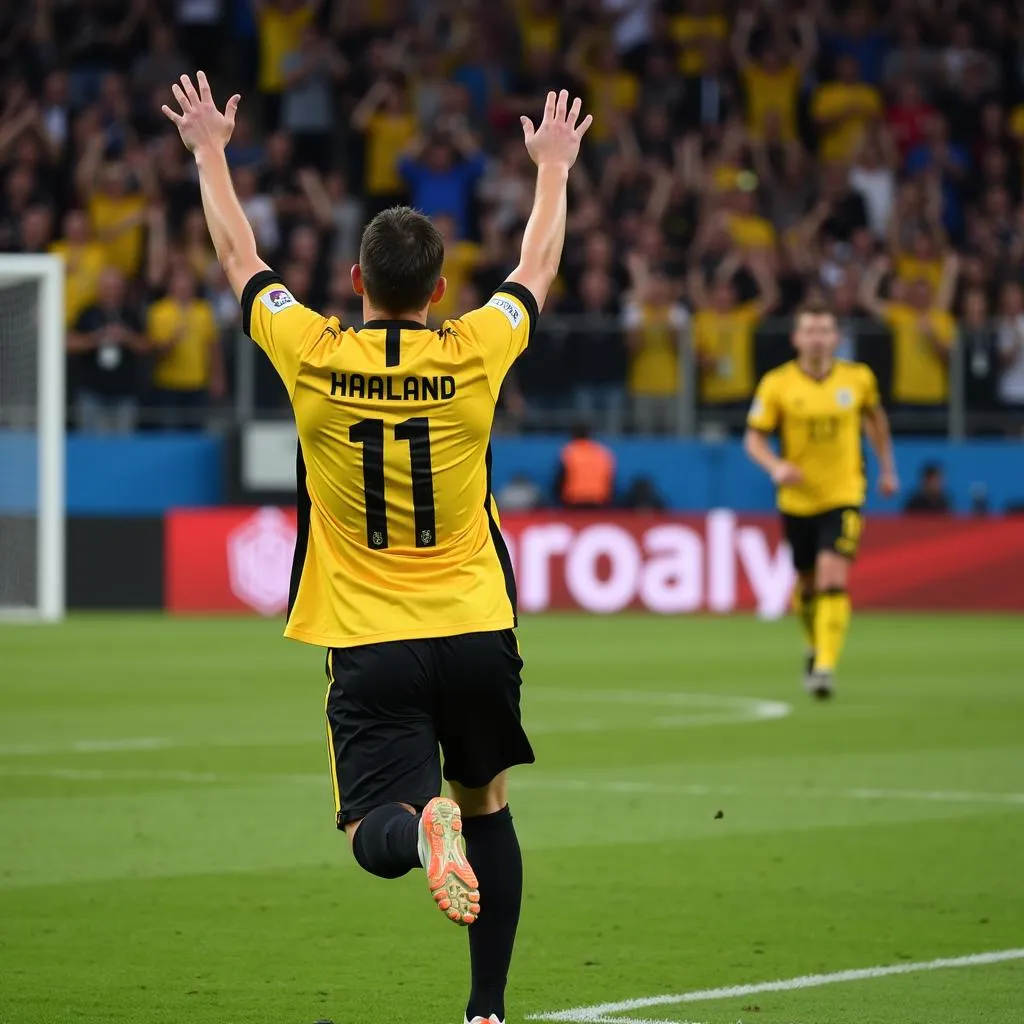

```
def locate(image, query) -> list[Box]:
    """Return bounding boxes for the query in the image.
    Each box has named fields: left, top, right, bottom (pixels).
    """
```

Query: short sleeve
left=747, top=373, right=780, bottom=432
left=450, top=282, right=539, bottom=400
left=240, top=270, right=331, bottom=397
left=861, top=366, right=881, bottom=410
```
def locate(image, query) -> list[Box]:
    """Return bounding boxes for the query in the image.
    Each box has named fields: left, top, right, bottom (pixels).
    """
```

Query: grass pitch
left=1, top=613, right=1022, bottom=1024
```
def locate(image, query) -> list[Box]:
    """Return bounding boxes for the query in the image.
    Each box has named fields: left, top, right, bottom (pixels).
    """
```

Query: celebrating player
left=744, top=299, right=898, bottom=698
left=162, top=73, right=591, bottom=1024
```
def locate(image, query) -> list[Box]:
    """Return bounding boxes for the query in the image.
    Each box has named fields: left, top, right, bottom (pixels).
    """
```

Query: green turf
left=1, top=613, right=1022, bottom=1024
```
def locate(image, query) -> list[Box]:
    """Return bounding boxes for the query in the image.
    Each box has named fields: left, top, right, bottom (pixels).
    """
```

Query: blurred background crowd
left=2, top=0, right=1024, bottom=435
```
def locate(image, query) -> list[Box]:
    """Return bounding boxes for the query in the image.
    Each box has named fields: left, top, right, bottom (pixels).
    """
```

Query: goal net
left=0, top=255, right=64, bottom=621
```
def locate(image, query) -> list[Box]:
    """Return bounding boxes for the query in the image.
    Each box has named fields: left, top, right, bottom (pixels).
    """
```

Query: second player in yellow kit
left=745, top=300, right=898, bottom=698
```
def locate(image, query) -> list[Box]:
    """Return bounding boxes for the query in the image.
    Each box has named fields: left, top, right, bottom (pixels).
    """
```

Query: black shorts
left=782, top=506, right=864, bottom=574
left=325, top=629, right=534, bottom=828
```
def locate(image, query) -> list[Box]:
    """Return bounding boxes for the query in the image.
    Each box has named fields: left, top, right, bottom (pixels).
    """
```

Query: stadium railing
left=57, top=316, right=1024, bottom=440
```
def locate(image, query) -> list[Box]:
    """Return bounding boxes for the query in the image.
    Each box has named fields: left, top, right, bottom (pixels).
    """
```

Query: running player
left=162, top=74, right=591, bottom=1024
left=744, top=298, right=899, bottom=698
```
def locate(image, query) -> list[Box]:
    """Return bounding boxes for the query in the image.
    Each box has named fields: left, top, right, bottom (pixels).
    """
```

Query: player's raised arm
left=507, top=89, right=593, bottom=309
left=161, top=72, right=269, bottom=298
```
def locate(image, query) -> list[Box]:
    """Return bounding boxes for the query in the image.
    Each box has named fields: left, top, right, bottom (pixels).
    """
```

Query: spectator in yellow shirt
left=688, top=252, right=779, bottom=407
left=76, top=138, right=153, bottom=280
left=732, top=9, right=817, bottom=144
left=427, top=215, right=482, bottom=325
left=672, top=0, right=729, bottom=76
left=50, top=209, right=108, bottom=328
left=860, top=254, right=959, bottom=406
left=724, top=188, right=778, bottom=262
left=892, top=227, right=946, bottom=295
left=516, top=0, right=560, bottom=57
left=568, top=32, right=640, bottom=144
left=624, top=257, right=690, bottom=434
left=811, top=56, right=883, bottom=163
left=254, top=0, right=320, bottom=129
left=351, top=76, right=416, bottom=217
left=146, top=268, right=224, bottom=428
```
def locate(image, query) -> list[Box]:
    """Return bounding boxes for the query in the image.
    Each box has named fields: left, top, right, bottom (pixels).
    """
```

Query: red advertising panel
left=165, top=508, right=1024, bottom=615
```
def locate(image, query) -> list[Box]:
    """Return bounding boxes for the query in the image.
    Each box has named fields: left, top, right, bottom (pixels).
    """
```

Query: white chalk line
left=0, top=693, right=793, bottom=757
left=527, top=948, right=1024, bottom=1023
left=1, top=765, right=1022, bottom=808
left=0, top=737, right=173, bottom=756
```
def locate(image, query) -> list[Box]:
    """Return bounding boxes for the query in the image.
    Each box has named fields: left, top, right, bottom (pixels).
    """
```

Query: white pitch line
left=513, top=777, right=1024, bottom=807
left=2, top=766, right=1024, bottom=809
left=0, top=737, right=172, bottom=756
left=528, top=948, right=1024, bottom=1023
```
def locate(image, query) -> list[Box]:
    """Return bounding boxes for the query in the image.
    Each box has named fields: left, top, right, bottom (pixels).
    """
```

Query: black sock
left=463, top=805, right=522, bottom=1023
left=351, top=804, right=421, bottom=879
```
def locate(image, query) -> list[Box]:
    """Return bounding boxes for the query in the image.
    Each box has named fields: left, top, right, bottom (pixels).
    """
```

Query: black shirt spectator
left=904, top=463, right=952, bottom=513
left=69, top=268, right=145, bottom=403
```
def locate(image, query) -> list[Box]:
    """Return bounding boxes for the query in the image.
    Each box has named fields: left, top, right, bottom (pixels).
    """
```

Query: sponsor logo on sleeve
left=260, top=288, right=297, bottom=314
left=750, top=398, right=764, bottom=418
left=486, top=294, right=523, bottom=330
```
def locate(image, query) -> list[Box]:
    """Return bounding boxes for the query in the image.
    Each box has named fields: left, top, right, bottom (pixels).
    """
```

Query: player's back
left=244, top=274, right=535, bottom=648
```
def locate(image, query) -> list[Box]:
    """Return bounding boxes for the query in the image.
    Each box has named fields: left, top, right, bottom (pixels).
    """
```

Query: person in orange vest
left=556, top=423, right=616, bottom=508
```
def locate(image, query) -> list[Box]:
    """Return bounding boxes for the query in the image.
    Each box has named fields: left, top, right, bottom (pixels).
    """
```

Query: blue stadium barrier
left=2, top=432, right=1022, bottom=515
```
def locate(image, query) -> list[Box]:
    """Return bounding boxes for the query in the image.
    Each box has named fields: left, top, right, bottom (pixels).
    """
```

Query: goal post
left=0, top=254, right=65, bottom=622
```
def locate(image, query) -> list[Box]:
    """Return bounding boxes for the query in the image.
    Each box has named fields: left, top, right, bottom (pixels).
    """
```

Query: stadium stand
left=2, top=0, right=1024, bottom=437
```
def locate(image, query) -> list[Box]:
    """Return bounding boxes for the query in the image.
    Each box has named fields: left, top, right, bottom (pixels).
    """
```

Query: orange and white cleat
left=418, top=796, right=480, bottom=926
left=465, top=1016, right=504, bottom=1024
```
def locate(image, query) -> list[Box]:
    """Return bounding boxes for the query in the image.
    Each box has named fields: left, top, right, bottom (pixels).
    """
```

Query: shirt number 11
left=349, top=417, right=437, bottom=549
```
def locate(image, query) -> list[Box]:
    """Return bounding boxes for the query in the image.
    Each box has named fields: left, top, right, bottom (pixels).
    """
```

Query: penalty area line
left=527, top=948, right=1024, bottom=1023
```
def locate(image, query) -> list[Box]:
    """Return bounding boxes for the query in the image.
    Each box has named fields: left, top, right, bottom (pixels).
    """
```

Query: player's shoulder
left=760, top=359, right=798, bottom=387
left=837, top=359, right=874, bottom=380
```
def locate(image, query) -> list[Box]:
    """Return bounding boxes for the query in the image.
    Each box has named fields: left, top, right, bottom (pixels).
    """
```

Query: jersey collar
left=363, top=319, right=429, bottom=330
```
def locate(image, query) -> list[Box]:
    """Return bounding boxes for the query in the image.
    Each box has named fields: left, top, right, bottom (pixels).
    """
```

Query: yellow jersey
left=743, top=64, right=801, bottom=141
left=693, top=302, right=761, bottom=403
left=586, top=70, right=639, bottom=142
left=672, top=14, right=728, bottom=75
left=811, top=82, right=882, bottom=162
left=625, top=302, right=687, bottom=396
left=726, top=212, right=777, bottom=251
left=147, top=296, right=219, bottom=391
left=747, top=360, right=880, bottom=515
left=50, top=240, right=107, bottom=327
left=894, top=253, right=943, bottom=293
left=364, top=112, right=416, bottom=195
left=430, top=240, right=482, bottom=324
left=242, top=271, right=536, bottom=648
left=883, top=304, right=955, bottom=404
left=257, top=3, right=313, bottom=92
left=88, top=193, right=146, bottom=278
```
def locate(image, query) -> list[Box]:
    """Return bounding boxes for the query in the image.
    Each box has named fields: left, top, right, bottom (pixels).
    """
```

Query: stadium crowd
left=2, top=0, right=1024, bottom=433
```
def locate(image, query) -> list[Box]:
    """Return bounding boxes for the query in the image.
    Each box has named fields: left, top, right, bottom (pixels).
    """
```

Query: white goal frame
left=0, top=254, right=65, bottom=622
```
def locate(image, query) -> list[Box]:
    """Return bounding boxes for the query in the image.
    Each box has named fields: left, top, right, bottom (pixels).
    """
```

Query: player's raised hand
left=521, top=90, right=593, bottom=171
left=162, top=72, right=241, bottom=155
